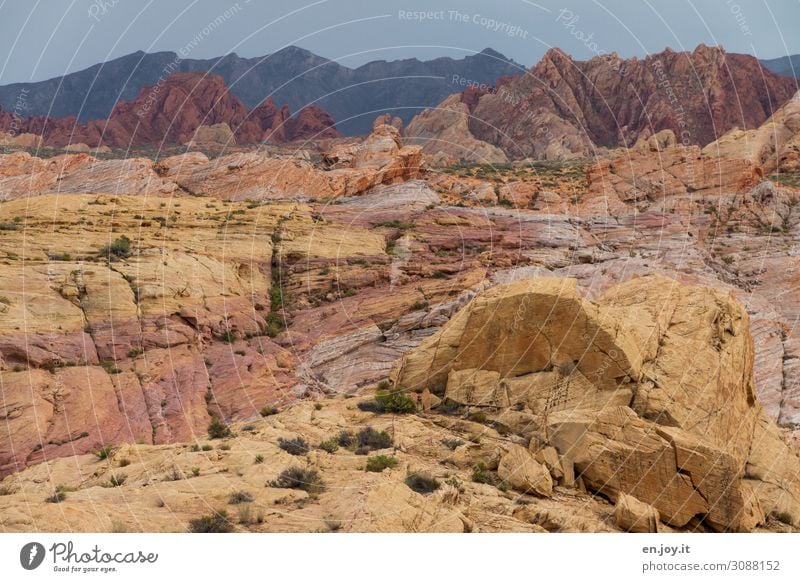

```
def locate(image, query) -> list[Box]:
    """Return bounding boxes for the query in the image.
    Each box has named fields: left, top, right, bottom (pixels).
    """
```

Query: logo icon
left=20, top=542, right=46, bottom=570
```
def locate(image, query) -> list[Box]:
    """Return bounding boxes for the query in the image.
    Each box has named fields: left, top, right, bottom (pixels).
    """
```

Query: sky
left=0, top=0, right=798, bottom=84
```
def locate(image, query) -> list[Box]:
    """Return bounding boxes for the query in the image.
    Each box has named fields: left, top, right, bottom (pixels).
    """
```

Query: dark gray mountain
left=0, top=46, right=521, bottom=135
left=761, top=55, right=800, bottom=79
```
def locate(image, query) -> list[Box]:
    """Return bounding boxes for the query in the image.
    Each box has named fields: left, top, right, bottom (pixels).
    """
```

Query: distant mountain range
left=0, top=46, right=522, bottom=136
left=761, top=54, right=800, bottom=79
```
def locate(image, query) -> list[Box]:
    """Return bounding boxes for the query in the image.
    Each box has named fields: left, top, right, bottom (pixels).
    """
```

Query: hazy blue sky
left=1, top=0, right=798, bottom=83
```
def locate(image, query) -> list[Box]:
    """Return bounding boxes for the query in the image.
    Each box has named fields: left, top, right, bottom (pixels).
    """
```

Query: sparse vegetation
left=46, top=490, right=67, bottom=503
left=405, top=473, right=440, bottom=495
left=208, top=416, right=232, bottom=439
left=100, top=235, right=133, bottom=259
left=269, top=467, right=325, bottom=494
left=319, top=438, right=339, bottom=454
left=216, top=330, right=236, bottom=344
left=278, top=436, right=310, bottom=456
left=107, top=474, right=126, bottom=487
left=472, top=461, right=497, bottom=485
left=260, top=405, right=278, bottom=417
left=354, top=427, right=393, bottom=454
left=366, top=455, right=398, bottom=473
left=441, top=438, right=464, bottom=451
left=187, top=510, right=235, bottom=533
left=94, top=444, right=116, bottom=460
left=228, top=491, right=254, bottom=505
left=254, top=454, right=264, bottom=464
left=776, top=511, right=794, bottom=525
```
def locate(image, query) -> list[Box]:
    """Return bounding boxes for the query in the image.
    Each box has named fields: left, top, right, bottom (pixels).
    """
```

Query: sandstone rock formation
left=704, top=91, right=800, bottom=173
left=404, top=45, right=796, bottom=161
left=405, top=94, right=509, bottom=165
left=392, top=275, right=800, bottom=531
left=581, top=144, right=763, bottom=216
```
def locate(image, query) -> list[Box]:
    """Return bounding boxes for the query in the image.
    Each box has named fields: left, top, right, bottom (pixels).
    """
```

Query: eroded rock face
left=392, top=274, right=800, bottom=531
left=465, top=45, right=797, bottom=159
left=704, top=91, right=800, bottom=173
left=405, top=94, right=509, bottom=166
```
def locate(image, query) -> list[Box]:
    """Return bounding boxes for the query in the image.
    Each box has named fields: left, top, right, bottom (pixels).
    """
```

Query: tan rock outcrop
left=392, top=274, right=800, bottom=531
left=615, top=493, right=660, bottom=533
left=497, top=444, right=553, bottom=497
left=405, top=94, right=509, bottom=165
left=704, top=91, right=800, bottom=173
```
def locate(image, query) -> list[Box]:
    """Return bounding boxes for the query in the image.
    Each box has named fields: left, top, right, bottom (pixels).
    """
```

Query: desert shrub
left=254, top=454, right=264, bottom=464
left=187, top=510, right=235, bottom=533
left=377, top=390, right=417, bottom=414
left=356, top=427, right=392, bottom=453
left=319, top=438, right=339, bottom=454
left=46, top=490, right=66, bottom=503
left=472, top=462, right=497, bottom=485
left=228, top=491, right=254, bottom=505
left=468, top=410, right=487, bottom=423
left=201, top=444, right=213, bottom=452
left=216, top=330, right=236, bottom=343
left=208, top=416, right=232, bottom=439
left=94, top=444, right=116, bottom=460
left=237, top=504, right=264, bottom=525
left=337, top=430, right=355, bottom=448
left=278, top=437, right=310, bottom=456
left=191, top=467, right=200, bottom=477
left=405, top=473, right=440, bottom=495
left=441, top=438, right=464, bottom=451
left=260, top=406, right=278, bottom=417
left=269, top=467, right=324, bottom=494
left=366, top=455, right=398, bottom=473
left=357, top=400, right=384, bottom=413
left=100, top=235, right=132, bottom=259
left=776, top=512, right=794, bottom=525
left=107, top=474, right=126, bottom=487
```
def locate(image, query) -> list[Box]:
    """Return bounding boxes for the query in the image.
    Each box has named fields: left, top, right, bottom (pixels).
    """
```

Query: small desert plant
left=201, top=444, right=213, bottom=452
left=260, top=406, right=278, bottom=417
left=94, top=444, right=116, bottom=460
left=118, top=458, right=131, bottom=468
left=228, top=490, right=254, bottom=505
left=237, top=504, right=264, bottom=525
left=356, top=427, right=393, bottom=453
left=468, top=410, right=487, bottom=423
left=441, top=438, right=464, bottom=451
left=472, top=462, right=496, bottom=485
left=216, top=330, right=236, bottom=344
left=366, top=455, right=398, bottom=473
left=278, top=436, right=310, bottom=456
left=358, top=389, right=416, bottom=414
left=46, top=490, right=67, bottom=503
left=208, top=416, right=232, bottom=439
left=187, top=510, right=235, bottom=533
left=377, top=389, right=417, bottom=414
left=107, top=474, right=126, bottom=487
left=254, top=454, right=265, bottom=464
left=319, top=438, right=339, bottom=454
left=776, top=511, right=794, bottom=525
left=191, top=467, right=200, bottom=477
left=269, top=467, right=325, bottom=494
left=100, top=235, right=132, bottom=259
left=405, top=473, right=440, bottom=495
left=337, top=430, right=355, bottom=449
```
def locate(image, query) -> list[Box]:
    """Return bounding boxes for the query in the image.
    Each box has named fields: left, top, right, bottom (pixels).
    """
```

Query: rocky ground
left=2, top=121, right=800, bottom=532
